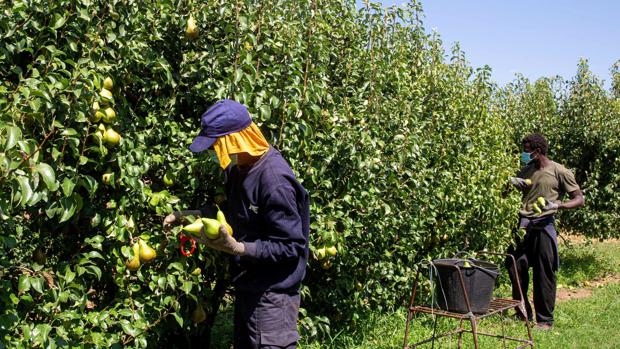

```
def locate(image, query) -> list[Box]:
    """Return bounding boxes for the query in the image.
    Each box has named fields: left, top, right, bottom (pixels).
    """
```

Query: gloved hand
left=509, top=176, right=530, bottom=189
left=542, top=201, right=559, bottom=211
left=163, top=210, right=202, bottom=230
left=203, top=225, right=245, bottom=255
left=162, top=212, right=179, bottom=230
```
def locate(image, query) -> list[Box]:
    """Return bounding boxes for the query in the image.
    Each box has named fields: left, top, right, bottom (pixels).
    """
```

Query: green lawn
left=299, top=236, right=620, bottom=349
left=209, top=237, right=620, bottom=348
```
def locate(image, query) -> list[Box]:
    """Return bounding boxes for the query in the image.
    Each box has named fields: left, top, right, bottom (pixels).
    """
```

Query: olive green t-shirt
left=517, top=161, right=580, bottom=217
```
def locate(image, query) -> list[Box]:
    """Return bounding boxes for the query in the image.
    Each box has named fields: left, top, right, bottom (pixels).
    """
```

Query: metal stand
left=402, top=252, right=534, bottom=349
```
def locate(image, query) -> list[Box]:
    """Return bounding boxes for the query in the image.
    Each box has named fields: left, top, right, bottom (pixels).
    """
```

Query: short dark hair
left=522, top=133, right=549, bottom=155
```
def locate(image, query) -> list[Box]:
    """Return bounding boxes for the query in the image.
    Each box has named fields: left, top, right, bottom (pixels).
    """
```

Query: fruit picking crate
left=402, top=252, right=535, bottom=349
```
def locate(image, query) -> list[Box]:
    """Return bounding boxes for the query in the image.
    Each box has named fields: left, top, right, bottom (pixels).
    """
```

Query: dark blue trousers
left=507, top=216, right=558, bottom=324
left=234, top=290, right=300, bottom=349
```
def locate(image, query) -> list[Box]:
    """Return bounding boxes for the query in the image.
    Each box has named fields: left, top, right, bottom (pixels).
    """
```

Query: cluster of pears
left=125, top=238, right=157, bottom=272
left=92, top=77, right=121, bottom=147
left=315, top=245, right=338, bottom=269
left=182, top=207, right=232, bottom=240
left=531, top=196, right=546, bottom=215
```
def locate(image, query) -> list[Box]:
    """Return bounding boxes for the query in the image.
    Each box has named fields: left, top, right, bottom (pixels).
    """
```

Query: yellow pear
left=191, top=304, right=206, bottom=324
left=326, top=246, right=337, bottom=257
left=99, top=88, right=114, bottom=104
left=102, top=173, right=113, bottom=185
left=201, top=218, right=222, bottom=239
left=191, top=267, right=202, bottom=276
left=186, top=16, right=199, bottom=39
left=103, top=107, right=116, bottom=123
left=138, top=239, right=156, bottom=263
left=91, top=110, right=105, bottom=123
left=216, top=207, right=233, bottom=236
left=103, top=77, right=114, bottom=90
left=126, top=242, right=141, bottom=271
left=92, top=101, right=100, bottom=111
left=316, top=247, right=327, bottom=260
left=524, top=179, right=532, bottom=186
left=103, top=128, right=121, bottom=146
left=537, top=196, right=546, bottom=207
left=183, top=220, right=204, bottom=235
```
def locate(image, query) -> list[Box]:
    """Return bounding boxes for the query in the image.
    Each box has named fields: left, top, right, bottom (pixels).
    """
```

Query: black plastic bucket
left=432, top=258, right=499, bottom=314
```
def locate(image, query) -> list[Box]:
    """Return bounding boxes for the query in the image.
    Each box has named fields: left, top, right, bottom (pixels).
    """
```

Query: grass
left=209, top=236, right=620, bottom=348
left=298, top=236, right=620, bottom=349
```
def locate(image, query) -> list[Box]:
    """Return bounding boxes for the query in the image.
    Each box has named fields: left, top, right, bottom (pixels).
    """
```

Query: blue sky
left=366, top=1, right=620, bottom=88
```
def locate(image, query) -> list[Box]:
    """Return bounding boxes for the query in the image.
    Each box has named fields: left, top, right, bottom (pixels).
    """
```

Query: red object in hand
left=180, top=235, right=196, bottom=257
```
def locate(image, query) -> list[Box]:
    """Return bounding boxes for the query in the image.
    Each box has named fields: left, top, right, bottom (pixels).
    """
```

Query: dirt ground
left=555, top=233, right=620, bottom=302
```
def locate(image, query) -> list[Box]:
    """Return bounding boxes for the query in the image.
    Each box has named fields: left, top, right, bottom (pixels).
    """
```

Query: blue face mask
left=520, top=151, right=533, bottom=166
left=208, top=150, right=219, bottom=163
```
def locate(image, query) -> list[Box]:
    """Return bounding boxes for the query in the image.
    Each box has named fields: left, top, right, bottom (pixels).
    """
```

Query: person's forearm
left=559, top=195, right=584, bottom=209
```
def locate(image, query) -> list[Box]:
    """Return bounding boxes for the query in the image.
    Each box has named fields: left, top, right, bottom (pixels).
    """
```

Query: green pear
left=103, top=128, right=121, bottom=146
left=126, top=242, right=141, bottom=271
left=186, top=16, right=199, bottom=39
left=138, top=239, right=156, bottom=263
left=103, top=107, right=116, bottom=123
left=99, top=88, right=114, bottom=104
left=103, top=77, right=114, bottom=90
left=201, top=218, right=222, bottom=239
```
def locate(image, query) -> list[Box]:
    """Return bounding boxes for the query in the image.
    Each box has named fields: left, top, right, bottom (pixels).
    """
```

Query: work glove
left=509, top=176, right=530, bottom=190
left=202, top=225, right=245, bottom=256
left=162, top=213, right=178, bottom=230
left=541, top=201, right=559, bottom=211
left=163, top=210, right=202, bottom=230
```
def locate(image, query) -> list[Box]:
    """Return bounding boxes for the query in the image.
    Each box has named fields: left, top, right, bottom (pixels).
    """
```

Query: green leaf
left=79, top=175, right=98, bottom=198
left=120, top=320, right=138, bottom=337
left=18, top=275, right=30, bottom=294
left=30, top=277, right=44, bottom=294
left=53, top=13, right=66, bottom=29
left=182, top=280, right=193, bottom=294
left=16, top=177, right=33, bottom=206
left=5, top=126, right=21, bottom=150
left=33, top=323, right=52, bottom=346
left=61, top=178, right=76, bottom=197
left=28, top=98, right=41, bottom=112
left=234, top=68, right=243, bottom=83
left=58, top=193, right=82, bottom=223
left=64, top=267, right=75, bottom=284
left=87, top=265, right=102, bottom=280
left=172, top=312, right=183, bottom=327
left=35, top=163, right=57, bottom=191
left=260, top=105, right=271, bottom=120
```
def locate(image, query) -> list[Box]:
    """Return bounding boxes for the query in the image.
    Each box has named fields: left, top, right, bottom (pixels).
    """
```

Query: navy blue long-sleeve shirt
left=224, top=146, right=310, bottom=293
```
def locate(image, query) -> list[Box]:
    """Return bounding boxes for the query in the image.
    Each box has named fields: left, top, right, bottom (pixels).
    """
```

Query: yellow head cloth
left=213, top=122, right=270, bottom=169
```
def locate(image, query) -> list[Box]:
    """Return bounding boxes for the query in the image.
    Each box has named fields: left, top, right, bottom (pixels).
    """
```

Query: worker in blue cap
left=164, top=99, right=310, bottom=348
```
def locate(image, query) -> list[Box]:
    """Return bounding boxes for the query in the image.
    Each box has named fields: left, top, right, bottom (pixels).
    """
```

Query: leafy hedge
left=1, top=0, right=617, bottom=347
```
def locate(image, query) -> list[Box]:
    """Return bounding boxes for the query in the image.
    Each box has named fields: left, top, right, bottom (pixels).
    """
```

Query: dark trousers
left=507, top=227, right=557, bottom=324
left=234, top=290, right=300, bottom=349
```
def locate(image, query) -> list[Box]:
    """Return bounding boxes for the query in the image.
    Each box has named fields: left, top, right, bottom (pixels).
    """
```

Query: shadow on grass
left=558, top=244, right=613, bottom=285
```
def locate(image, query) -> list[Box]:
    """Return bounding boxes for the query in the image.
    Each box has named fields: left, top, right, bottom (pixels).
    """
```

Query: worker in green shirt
left=507, top=133, right=584, bottom=330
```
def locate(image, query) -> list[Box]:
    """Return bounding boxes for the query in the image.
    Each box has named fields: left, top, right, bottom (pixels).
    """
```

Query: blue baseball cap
left=189, top=99, right=252, bottom=153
